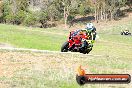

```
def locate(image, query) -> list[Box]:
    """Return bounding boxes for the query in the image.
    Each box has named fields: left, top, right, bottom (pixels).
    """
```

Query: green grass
left=0, top=24, right=68, bottom=51
left=0, top=21, right=132, bottom=88
left=0, top=21, right=132, bottom=52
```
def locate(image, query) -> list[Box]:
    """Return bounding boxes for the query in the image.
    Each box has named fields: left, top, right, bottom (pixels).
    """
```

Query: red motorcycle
left=61, top=30, right=93, bottom=54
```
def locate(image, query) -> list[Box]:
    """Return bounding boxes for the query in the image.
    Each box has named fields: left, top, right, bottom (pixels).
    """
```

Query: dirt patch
left=0, top=43, right=14, bottom=48
left=0, top=50, right=131, bottom=88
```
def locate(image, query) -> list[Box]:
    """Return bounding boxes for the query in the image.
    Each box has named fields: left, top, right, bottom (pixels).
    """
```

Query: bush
left=4, top=14, right=15, bottom=24
left=78, top=5, right=92, bottom=16
left=36, top=11, right=49, bottom=28
left=23, top=12, right=37, bottom=26
left=67, top=15, right=75, bottom=22
left=16, top=10, right=27, bottom=24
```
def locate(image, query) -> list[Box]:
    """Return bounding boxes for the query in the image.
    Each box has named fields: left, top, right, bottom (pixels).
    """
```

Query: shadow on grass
left=69, top=16, right=95, bottom=27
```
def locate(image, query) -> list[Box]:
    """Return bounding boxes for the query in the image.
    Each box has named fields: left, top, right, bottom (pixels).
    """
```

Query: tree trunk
left=94, top=5, right=97, bottom=21
left=96, top=9, right=99, bottom=22
left=105, top=12, right=108, bottom=21
left=30, top=0, right=34, bottom=7
left=64, top=7, right=66, bottom=29
left=12, top=0, right=17, bottom=14
left=110, top=11, right=113, bottom=20
left=103, top=7, right=105, bottom=21
left=99, top=10, right=101, bottom=20
left=101, top=7, right=103, bottom=20
left=64, top=7, right=69, bottom=29
left=64, top=18, right=67, bottom=29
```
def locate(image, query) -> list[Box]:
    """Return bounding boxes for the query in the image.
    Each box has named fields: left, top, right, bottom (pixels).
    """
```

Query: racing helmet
left=86, top=23, right=94, bottom=30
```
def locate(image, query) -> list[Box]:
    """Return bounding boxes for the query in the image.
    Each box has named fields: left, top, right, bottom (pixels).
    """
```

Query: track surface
left=0, top=47, right=106, bottom=58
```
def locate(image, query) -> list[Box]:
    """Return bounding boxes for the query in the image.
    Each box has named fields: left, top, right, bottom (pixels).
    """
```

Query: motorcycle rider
left=82, top=22, right=96, bottom=42
left=80, top=22, right=97, bottom=50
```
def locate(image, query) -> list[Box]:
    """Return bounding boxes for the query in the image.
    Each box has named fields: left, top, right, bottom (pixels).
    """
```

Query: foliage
left=23, top=12, right=37, bottom=26
left=0, top=0, right=131, bottom=27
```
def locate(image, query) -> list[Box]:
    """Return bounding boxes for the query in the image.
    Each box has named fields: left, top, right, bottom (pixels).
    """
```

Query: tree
left=0, top=0, right=130, bottom=27
left=126, top=0, right=132, bottom=9
left=53, top=0, right=79, bottom=29
left=0, top=0, right=3, bottom=22
left=2, top=0, right=29, bottom=24
left=93, top=0, right=127, bottom=22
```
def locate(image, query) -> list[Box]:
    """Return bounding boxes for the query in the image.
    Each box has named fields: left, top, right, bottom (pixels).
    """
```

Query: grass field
left=0, top=24, right=68, bottom=51
left=0, top=19, right=132, bottom=88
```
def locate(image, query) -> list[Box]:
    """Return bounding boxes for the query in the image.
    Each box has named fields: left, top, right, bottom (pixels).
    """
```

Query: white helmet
left=86, top=23, right=94, bottom=29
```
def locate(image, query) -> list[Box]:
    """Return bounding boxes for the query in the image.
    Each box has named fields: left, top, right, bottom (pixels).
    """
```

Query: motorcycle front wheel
left=61, top=41, right=69, bottom=52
